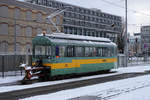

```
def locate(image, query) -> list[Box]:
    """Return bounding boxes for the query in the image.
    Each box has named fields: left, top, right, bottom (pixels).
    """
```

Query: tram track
left=0, top=71, right=150, bottom=100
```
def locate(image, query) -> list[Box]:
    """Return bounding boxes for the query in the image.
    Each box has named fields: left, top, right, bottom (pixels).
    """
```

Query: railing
left=0, top=55, right=32, bottom=77
left=118, top=54, right=150, bottom=68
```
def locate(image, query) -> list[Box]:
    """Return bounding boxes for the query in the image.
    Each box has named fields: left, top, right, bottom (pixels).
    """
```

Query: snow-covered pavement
left=23, top=64, right=150, bottom=100
left=0, top=64, right=150, bottom=100
left=23, top=74, right=150, bottom=100
left=0, top=76, right=23, bottom=84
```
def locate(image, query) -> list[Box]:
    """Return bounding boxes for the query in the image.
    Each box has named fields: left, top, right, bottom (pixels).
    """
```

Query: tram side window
left=55, top=46, right=59, bottom=56
left=45, top=46, right=51, bottom=56
left=102, top=47, right=109, bottom=57
left=108, top=48, right=112, bottom=57
left=34, top=46, right=51, bottom=57
left=111, top=47, right=115, bottom=56
left=35, top=46, right=45, bottom=55
left=97, top=47, right=111, bottom=57
left=75, top=47, right=84, bottom=57
left=55, top=46, right=65, bottom=57
left=93, top=47, right=97, bottom=57
left=66, top=46, right=74, bottom=57
left=59, top=46, right=65, bottom=57
left=102, top=47, right=113, bottom=57
left=85, top=47, right=93, bottom=57
left=97, top=48, right=103, bottom=57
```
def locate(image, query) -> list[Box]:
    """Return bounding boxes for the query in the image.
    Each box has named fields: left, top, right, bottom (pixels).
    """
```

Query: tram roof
left=38, top=33, right=111, bottom=43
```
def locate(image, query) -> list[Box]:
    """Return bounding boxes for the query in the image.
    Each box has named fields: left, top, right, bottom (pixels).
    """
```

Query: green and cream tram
left=24, top=33, right=117, bottom=81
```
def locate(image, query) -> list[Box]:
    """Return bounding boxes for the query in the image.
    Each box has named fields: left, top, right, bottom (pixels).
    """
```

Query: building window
left=37, top=28, right=42, bottom=34
left=0, top=24, right=8, bottom=34
left=64, top=27, right=67, bottom=33
left=26, top=27, right=32, bottom=36
left=36, top=13, right=42, bottom=22
left=15, top=25, right=21, bottom=36
left=26, top=44, right=31, bottom=54
left=56, top=16, right=60, bottom=25
left=37, top=0, right=42, bottom=5
left=26, top=11, right=32, bottom=21
left=16, top=43, right=21, bottom=54
left=14, top=8, right=20, bottom=19
left=0, top=6, right=8, bottom=18
left=0, top=42, right=8, bottom=54
left=46, top=28, right=52, bottom=34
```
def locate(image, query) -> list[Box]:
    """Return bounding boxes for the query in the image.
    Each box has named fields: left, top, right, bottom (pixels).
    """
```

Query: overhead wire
left=100, top=0, right=150, bottom=17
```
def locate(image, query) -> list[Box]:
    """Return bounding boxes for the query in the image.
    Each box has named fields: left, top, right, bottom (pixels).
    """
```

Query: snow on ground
left=0, top=76, right=23, bottom=84
left=0, top=64, right=150, bottom=93
left=0, top=71, right=120, bottom=93
left=112, top=64, right=150, bottom=73
left=109, top=86, right=150, bottom=100
left=23, top=72, right=150, bottom=100
left=0, top=64, right=150, bottom=100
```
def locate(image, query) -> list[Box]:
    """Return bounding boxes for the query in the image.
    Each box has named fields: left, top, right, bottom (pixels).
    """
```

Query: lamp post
left=124, top=0, right=128, bottom=67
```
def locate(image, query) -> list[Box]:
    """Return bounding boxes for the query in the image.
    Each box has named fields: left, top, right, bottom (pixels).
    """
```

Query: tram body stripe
left=42, top=58, right=117, bottom=69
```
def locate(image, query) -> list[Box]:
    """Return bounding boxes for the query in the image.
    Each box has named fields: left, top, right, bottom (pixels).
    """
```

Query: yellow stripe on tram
left=43, top=58, right=117, bottom=70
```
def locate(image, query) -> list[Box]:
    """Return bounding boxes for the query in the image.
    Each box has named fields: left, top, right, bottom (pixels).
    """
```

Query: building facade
left=25, top=0, right=123, bottom=42
left=141, top=26, right=150, bottom=56
left=128, top=33, right=142, bottom=57
left=0, top=0, right=63, bottom=54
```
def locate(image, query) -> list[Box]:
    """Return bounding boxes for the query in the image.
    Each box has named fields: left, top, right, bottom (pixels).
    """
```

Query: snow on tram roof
left=39, top=33, right=111, bottom=42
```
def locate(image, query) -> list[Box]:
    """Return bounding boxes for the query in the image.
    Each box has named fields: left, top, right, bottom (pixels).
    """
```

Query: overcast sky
left=57, top=0, right=150, bottom=35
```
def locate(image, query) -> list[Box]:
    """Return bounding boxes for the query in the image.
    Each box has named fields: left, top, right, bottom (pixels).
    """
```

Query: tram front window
left=34, top=45, right=51, bottom=58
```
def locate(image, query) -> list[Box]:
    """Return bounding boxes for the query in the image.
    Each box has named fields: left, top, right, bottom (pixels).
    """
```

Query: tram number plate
left=102, top=59, right=107, bottom=62
left=65, top=64, right=68, bottom=67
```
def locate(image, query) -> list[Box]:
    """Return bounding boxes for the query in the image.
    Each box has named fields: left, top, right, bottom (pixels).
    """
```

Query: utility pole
left=124, top=0, right=128, bottom=67
left=14, top=18, right=17, bottom=75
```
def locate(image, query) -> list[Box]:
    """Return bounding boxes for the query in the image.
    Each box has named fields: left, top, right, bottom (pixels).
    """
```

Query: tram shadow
left=50, top=70, right=117, bottom=81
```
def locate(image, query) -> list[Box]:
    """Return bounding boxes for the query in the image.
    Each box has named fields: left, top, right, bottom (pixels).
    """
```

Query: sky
left=21, top=0, right=150, bottom=35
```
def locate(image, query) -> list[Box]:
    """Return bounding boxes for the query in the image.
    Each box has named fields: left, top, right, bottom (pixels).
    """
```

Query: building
left=128, top=33, right=142, bottom=57
left=141, top=26, right=150, bottom=56
left=0, top=0, right=63, bottom=54
left=25, top=0, right=123, bottom=42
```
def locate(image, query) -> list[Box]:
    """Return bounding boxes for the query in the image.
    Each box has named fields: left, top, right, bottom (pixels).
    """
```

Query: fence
left=0, top=55, right=32, bottom=77
left=128, top=56, right=150, bottom=66
left=118, top=54, right=150, bottom=68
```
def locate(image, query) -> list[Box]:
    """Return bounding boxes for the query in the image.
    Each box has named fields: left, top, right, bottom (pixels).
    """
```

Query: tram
left=23, top=32, right=117, bottom=81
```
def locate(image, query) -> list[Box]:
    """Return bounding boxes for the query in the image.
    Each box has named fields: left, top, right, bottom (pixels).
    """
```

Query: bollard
left=2, top=55, right=4, bottom=78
